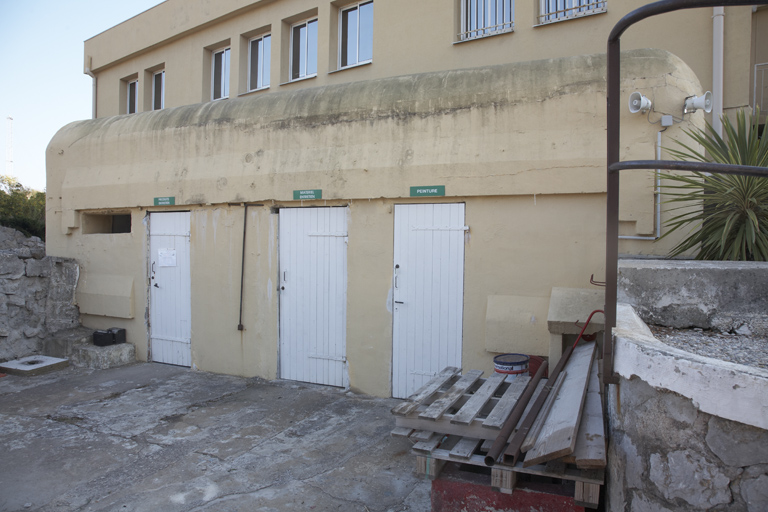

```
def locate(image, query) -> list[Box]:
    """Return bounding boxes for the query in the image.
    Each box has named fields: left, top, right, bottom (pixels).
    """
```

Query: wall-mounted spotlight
left=628, top=92, right=652, bottom=114
left=684, top=91, right=712, bottom=114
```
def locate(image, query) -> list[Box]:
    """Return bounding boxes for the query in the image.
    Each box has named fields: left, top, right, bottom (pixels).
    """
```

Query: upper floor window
left=290, top=18, right=318, bottom=81
left=340, top=1, right=373, bottom=68
left=459, top=0, right=514, bottom=41
left=249, top=34, right=271, bottom=91
left=152, top=70, right=165, bottom=110
left=536, top=0, right=606, bottom=25
left=127, top=79, right=138, bottom=114
left=212, top=47, right=231, bottom=100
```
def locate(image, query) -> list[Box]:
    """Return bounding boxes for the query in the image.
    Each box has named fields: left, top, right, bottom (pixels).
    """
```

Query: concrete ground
left=0, top=363, right=431, bottom=512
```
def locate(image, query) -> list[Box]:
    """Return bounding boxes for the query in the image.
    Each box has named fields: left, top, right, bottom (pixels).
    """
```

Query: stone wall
left=0, top=227, right=80, bottom=361
left=608, top=375, right=768, bottom=511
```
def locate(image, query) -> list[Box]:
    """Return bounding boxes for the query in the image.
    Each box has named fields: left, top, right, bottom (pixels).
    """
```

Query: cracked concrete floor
left=0, top=363, right=431, bottom=512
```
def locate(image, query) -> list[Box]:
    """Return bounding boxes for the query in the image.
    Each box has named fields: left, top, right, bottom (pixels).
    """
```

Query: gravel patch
left=648, top=325, right=768, bottom=370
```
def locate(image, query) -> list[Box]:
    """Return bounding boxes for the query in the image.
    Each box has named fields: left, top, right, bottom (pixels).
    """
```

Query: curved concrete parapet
left=614, top=303, right=768, bottom=430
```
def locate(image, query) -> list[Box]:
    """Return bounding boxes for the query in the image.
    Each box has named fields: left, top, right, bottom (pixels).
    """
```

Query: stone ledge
left=614, top=303, right=768, bottom=430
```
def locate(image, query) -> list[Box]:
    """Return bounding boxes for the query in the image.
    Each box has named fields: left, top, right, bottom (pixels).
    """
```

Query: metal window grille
left=537, top=0, right=606, bottom=24
left=459, top=0, right=514, bottom=41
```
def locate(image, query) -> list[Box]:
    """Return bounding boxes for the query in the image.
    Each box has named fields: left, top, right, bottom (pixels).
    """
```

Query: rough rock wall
left=0, top=227, right=80, bottom=361
left=608, top=377, right=768, bottom=511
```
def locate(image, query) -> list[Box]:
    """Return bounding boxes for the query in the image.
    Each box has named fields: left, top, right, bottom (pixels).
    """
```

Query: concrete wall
left=83, top=0, right=755, bottom=125
left=0, top=227, right=80, bottom=362
left=618, top=259, right=768, bottom=335
left=47, top=50, right=704, bottom=396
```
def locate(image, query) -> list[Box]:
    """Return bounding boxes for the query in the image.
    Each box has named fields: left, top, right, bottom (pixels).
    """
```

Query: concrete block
left=71, top=342, right=136, bottom=370
left=0, top=355, right=69, bottom=376
left=547, top=287, right=605, bottom=335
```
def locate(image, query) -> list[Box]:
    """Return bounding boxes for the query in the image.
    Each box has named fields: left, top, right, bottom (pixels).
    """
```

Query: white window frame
left=339, top=1, right=374, bottom=69
left=212, top=47, right=231, bottom=100
left=459, top=0, right=514, bottom=41
left=152, top=70, right=165, bottom=110
left=536, top=0, right=606, bottom=25
left=248, top=34, right=271, bottom=92
left=290, top=18, right=318, bottom=81
left=127, top=79, right=138, bottom=114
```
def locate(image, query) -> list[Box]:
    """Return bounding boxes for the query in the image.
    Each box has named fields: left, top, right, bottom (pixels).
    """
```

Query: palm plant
left=661, top=107, right=768, bottom=261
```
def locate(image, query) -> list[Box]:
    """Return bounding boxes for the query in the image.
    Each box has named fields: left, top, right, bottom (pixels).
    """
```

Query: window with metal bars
left=536, top=0, right=606, bottom=25
left=459, top=0, right=514, bottom=41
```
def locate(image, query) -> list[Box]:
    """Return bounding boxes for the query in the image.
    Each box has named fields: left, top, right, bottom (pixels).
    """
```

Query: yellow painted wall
left=48, top=50, right=705, bottom=396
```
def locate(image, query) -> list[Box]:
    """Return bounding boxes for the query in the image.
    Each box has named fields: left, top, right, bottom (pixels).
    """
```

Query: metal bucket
left=493, top=353, right=529, bottom=381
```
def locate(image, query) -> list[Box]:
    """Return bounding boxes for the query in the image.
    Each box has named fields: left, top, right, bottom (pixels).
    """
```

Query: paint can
left=493, top=353, right=529, bottom=381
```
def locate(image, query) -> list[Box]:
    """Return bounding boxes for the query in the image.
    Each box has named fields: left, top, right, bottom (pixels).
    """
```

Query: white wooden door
left=149, top=212, right=192, bottom=367
left=392, top=203, right=466, bottom=398
left=279, top=207, right=348, bottom=387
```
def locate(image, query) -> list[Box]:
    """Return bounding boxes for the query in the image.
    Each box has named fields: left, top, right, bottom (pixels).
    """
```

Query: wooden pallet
left=391, top=343, right=605, bottom=509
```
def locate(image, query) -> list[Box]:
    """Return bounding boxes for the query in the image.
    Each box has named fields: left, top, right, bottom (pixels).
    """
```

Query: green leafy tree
left=661, top=108, right=768, bottom=261
left=0, top=176, right=46, bottom=240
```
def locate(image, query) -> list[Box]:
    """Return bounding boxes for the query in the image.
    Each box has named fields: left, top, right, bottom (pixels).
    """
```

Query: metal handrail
left=604, top=0, right=768, bottom=384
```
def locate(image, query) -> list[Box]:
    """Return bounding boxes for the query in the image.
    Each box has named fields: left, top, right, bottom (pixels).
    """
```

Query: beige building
left=47, top=0, right=767, bottom=397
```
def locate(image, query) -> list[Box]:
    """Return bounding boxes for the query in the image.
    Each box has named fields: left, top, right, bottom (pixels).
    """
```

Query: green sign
left=154, top=196, right=176, bottom=206
left=294, top=189, right=322, bottom=200
left=410, top=186, right=445, bottom=197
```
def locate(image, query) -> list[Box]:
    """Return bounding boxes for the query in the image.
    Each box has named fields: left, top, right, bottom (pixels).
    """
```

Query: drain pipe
left=712, top=7, right=725, bottom=137
left=618, top=129, right=665, bottom=241
left=85, top=57, right=97, bottom=119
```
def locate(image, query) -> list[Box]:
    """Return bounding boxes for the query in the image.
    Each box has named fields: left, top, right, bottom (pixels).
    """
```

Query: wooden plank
left=416, top=455, right=446, bottom=480
left=427, top=448, right=605, bottom=485
left=411, top=430, right=436, bottom=442
left=413, top=434, right=444, bottom=453
left=390, top=427, right=414, bottom=438
left=451, top=371, right=506, bottom=425
left=482, top=376, right=531, bottom=429
left=573, top=361, right=607, bottom=469
left=419, top=370, right=484, bottom=421
left=449, top=437, right=482, bottom=460
left=397, top=413, right=504, bottom=441
left=523, top=342, right=596, bottom=467
left=575, top=482, right=601, bottom=509
left=391, top=367, right=461, bottom=416
left=521, top=371, right=567, bottom=453
left=491, top=466, right=517, bottom=494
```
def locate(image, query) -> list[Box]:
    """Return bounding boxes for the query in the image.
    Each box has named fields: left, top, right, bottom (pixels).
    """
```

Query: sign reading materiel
left=294, top=189, right=322, bottom=200
left=410, top=186, right=445, bottom=197
left=154, top=196, right=176, bottom=206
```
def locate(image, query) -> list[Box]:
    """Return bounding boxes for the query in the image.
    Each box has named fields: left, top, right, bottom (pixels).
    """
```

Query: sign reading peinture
left=294, top=189, right=322, bottom=200
left=154, top=196, right=176, bottom=206
left=410, top=186, right=445, bottom=197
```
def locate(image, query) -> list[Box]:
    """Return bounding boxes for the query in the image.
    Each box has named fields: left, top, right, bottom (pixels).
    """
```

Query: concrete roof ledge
left=614, top=303, right=768, bottom=430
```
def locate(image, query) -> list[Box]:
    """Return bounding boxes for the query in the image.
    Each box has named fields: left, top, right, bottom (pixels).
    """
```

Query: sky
left=0, top=0, right=166, bottom=191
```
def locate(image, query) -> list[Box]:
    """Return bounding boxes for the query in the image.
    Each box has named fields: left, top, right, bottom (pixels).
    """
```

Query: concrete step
left=41, top=326, right=136, bottom=370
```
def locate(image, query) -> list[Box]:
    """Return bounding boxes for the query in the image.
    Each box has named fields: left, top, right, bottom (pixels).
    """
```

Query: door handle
left=154, top=283, right=159, bottom=288
left=395, top=301, right=404, bottom=304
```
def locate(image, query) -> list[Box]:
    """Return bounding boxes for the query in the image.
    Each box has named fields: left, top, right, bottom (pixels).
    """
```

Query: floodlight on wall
left=628, top=92, right=652, bottom=114
left=683, top=91, right=713, bottom=114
